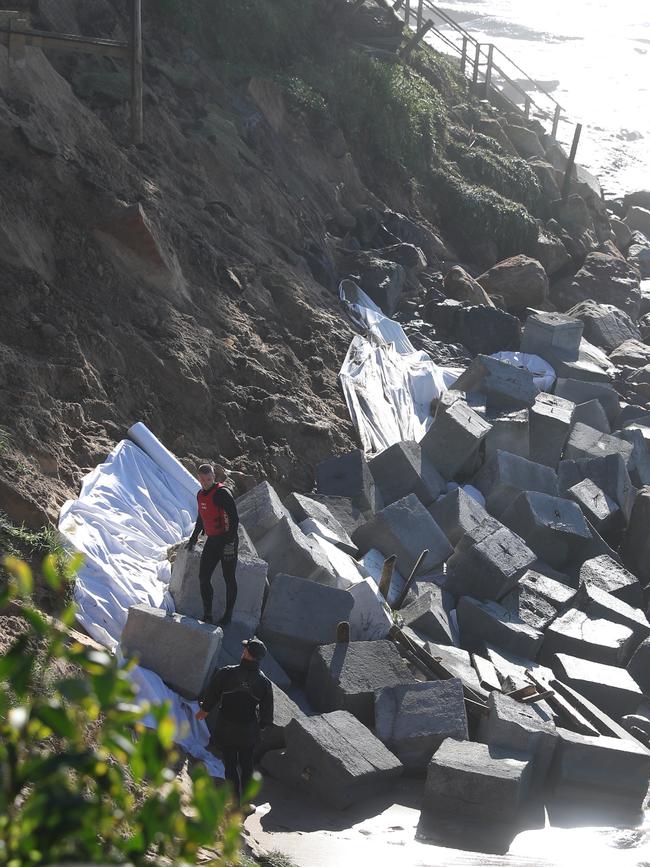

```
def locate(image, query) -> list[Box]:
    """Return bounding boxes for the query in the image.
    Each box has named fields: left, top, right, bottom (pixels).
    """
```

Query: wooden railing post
left=131, top=0, right=143, bottom=146
left=405, top=0, right=411, bottom=27
left=460, top=35, right=468, bottom=75
left=484, top=43, right=494, bottom=95
left=525, top=95, right=531, bottom=118
left=472, top=41, right=481, bottom=85
left=562, top=123, right=582, bottom=201
left=417, top=0, right=423, bottom=29
left=551, top=103, right=561, bottom=140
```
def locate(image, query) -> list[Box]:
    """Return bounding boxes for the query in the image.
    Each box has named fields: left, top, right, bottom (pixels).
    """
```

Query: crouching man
left=196, top=637, right=273, bottom=804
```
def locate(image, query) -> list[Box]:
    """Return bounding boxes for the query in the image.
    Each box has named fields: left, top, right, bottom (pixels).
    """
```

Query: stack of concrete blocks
left=375, top=679, right=468, bottom=769
left=558, top=453, right=635, bottom=526
left=170, top=527, right=268, bottom=629
left=306, top=640, right=417, bottom=727
left=261, top=711, right=403, bottom=809
left=351, top=493, right=453, bottom=578
left=368, top=440, right=446, bottom=507
left=120, top=604, right=222, bottom=699
left=419, top=391, right=491, bottom=480
left=259, top=574, right=353, bottom=675
left=315, top=449, right=381, bottom=513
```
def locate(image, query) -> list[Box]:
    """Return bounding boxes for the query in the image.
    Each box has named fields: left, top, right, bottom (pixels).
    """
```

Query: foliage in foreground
left=0, top=555, right=247, bottom=865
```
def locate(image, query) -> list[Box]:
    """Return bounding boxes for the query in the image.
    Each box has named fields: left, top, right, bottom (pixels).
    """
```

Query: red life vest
left=197, top=483, right=229, bottom=537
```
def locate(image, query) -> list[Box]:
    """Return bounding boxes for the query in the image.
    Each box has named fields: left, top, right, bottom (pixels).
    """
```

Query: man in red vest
left=187, top=463, right=239, bottom=625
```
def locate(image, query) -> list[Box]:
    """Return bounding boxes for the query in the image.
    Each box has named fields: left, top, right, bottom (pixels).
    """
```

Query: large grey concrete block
left=256, top=517, right=338, bottom=586
left=575, top=582, right=650, bottom=648
left=307, top=494, right=369, bottom=537
left=305, top=640, right=417, bottom=727
left=286, top=491, right=357, bottom=554
left=552, top=653, right=644, bottom=719
left=555, top=379, right=621, bottom=425
left=259, top=683, right=308, bottom=753
left=479, top=692, right=558, bottom=795
left=457, top=596, right=543, bottom=660
left=564, top=423, right=634, bottom=469
left=547, top=338, right=617, bottom=384
left=501, top=569, right=577, bottom=631
left=236, top=481, right=291, bottom=543
left=348, top=577, right=393, bottom=641
left=315, top=449, right=380, bottom=512
left=428, top=486, right=499, bottom=547
left=579, top=555, right=644, bottom=608
left=571, top=399, right=611, bottom=434
left=369, top=440, right=445, bottom=507
left=424, top=738, right=531, bottom=823
left=424, top=641, right=488, bottom=700
left=622, top=486, right=650, bottom=585
left=351, top=493, right=453, bottom=578
left=499, top=491, right=592, bottom=569
left=170, top=542, right=267, bottom=630
left=420, top=392, right=491, bottom=480
left=613, top=427, right=650, bottom=487
left=259, top=574, right=353, bottom=674
left=529, top=393, right=574, bottom=467
left=452, top=354, right=538, bottom=410
left=558, top=453, right=635, bottom=523
left=627, top=637, right=650, bottom=696
left=445, top=523, right=536, bottom=602
left=262, top=711, right=402, bottom=810
left=485, top=408, right=530, bottom=460
left=375, top=680, right=468, bottom=769
left=550, top=727, right=650, bottom=820
left=521, top=311, right=583, bottom=362
left=566, top=478, right=622, bottom=537
left=399, top=585, right=453, bottom=644
left=121, top=604, right=222, bottom=699
left=359, top=548, right=407, bottom=608
left=540, top=608, right=637, bottom=666
left=471, top=450, right=559, bottom=518
left=216, top=621, right=290, bottom=689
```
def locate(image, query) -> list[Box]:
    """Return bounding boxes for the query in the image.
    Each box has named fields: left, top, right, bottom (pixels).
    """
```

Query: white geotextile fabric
left=339, top=280, right=462, bottom=453
left=489, top=351, right=556, bottom=393
left=58, top=430, right=224, bottom=777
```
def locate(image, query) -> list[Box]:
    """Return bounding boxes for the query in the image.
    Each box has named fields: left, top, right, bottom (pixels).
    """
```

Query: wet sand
left=244, top=778, right=650, bottom=867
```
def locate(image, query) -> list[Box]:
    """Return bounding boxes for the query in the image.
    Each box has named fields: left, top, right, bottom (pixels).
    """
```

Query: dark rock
left=622, top=487, right=650, bottom=585
left=551, top=252, right=642, bottom=319
left=341, top=251, right=406, bottom=315
left=443, top=265, right=494, bottom=306
left=478, top=255, right=549, bottom=310
left=423, top=301, right=521, bottom=356
left=565, top=300, right=640, bottom=352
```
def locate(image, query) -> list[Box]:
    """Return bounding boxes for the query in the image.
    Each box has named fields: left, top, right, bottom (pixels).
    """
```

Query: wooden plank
left=393, top=548, right=428, bottom=610
left=131, top=0, right=143, bottom=145
left=0, top=26, right=130, bottom=58
left=526, top=669, right=599, bottom=736
left=398, top=19, right=433, bottom=58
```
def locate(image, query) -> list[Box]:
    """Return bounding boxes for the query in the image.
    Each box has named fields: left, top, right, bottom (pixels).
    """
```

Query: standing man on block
left=196, top=637, right=273, bottom=804
left=187, top=463, right=239, bottom=625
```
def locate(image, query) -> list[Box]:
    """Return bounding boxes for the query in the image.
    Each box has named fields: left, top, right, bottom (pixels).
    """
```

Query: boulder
left=564, top=423, right=633, bottom=465
left=528, top=160, right=561, bottom=201
left=553, top=252, right=641, bottom=320
left=478, top=255, right=549, bottom=310
left=624, top=205, right=650, bottom=239
left=535, top=230, right=571, bottom=276
left=308, top=494, right=368, bottom=537
left=478, top=117, right=518, bottom=155
left=547, top=337, right=617, bottom=384
left=259, top=683, right=307, bottom=752
left=628, top=242, right=650, bottom=278
left=371, top=242, right=427, bottom=276
left=342, top=251, right=405, bottom=315
left=383, top=210, right=455, bottom=262
left=443, top=265, right=494, bottom=307
left=565, top=300, right=640, bottom=352
left=570, top=400, right=610, bottom=434
left=609, top=215, right=633, bottom=252
left=552, top=194, right=594, bottom=232
left=399, top=585, right=453, bottom=644
left=424, top=302, right=521, bottom=356
left=375, top=679, right=468, bottom=769
left=505, top=123, right=545, bottom=159
left=624, top=191, right=650, bottom=212
left=609, top=339, right=650, bottom=370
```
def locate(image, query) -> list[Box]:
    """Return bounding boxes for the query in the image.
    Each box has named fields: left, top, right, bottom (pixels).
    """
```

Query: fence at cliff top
left=393, top=0, right=579, bottom=149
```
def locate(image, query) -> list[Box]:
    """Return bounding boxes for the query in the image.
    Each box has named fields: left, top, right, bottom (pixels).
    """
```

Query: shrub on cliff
left=447, top=140, right=541, bottom=212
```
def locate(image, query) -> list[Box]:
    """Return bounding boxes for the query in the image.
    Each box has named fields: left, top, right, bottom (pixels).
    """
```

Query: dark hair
left=197, top=463, right=214, bottom=475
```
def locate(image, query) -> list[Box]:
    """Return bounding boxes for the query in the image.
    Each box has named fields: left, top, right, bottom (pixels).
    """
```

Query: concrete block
left=359, top=548, right=406, bottom=608
left=121, top=604, right=222, bottom=699
left=399, top=585, right=453, bottom=644
left=286, top=492, right=357, bottom=555
left=419, top=393, right=491, bottom=480
left=501, top=569, right=577, bottom=631
left=451, top=354, right=538, bottom=410
left=613, top=427, right=650, bottom=487
left=555, top=379, right=621, bottom=425
left=170, top=542, right=267, bottom=630
left=457, top=596, right=543, bottom=659
left=485, top=408, right=530, bottom=460
left=521, top=310, right=583, bottom=362
left=471, top=450, right=559, bottom=518
left=375, top=680, right=468, bottom=769
left=485, top=646, right=554, bottom=700
left=566, top=478, right=622, bottom=537
left=558, top=453, right=635, bottom=523
left=306, top=533, right=367, bottom=589
left=579, top=555, right=644, bottom=608
left=348, top=577, right=393, bottom=641
left=257, top=517, right=338, bottom=586
left=529, top=393, right=574, bottom=467
left=445, top=523, right=536, bottom=601
left=424, top=739, right=531, bottom=823
left=351, top=494, right=453, bottom=578
left=627, top=637, right=650, bottom=695
left=315, top=449, right=380, bottom=512
left=499, top=491, right=592, bottom=569
left=472, top=654, right=501, bottom=691
left=547, top=338, right=617, bottom=384
left=552, top=653, right=644, bottom=719
left=622, top=486, right=650, bottom=585
left=575, top=582, right=650, bottom=648
left=306, top=640, right=417, bottom=727
left=424, top=641, right=488, bottom=700
left=216, top=621, right=290, bottom=689
left=428, top=486, right=500, bottom=547
left=236, top=481, right=291, bottom=543
left=479, top=692, right=558, bottom=795
left=259, top=683, right=307, bottom=752
left=263, top=710, right=402, bottom=809
left=259, top=574, right=353, bottom=674
left=307, top=494, right=368, bottom=537
left=571, top=399, right=610, bottom=434
left=540, top=608, right=637, bottom=666
left=564, top=424, right=634, bottom=472
left=550, top=727, right=650, bottom=820
left=369, top=440, right=445, bottom=507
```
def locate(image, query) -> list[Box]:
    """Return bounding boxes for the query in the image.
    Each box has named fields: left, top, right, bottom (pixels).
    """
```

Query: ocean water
left=431, top=0, right=650, bottom=198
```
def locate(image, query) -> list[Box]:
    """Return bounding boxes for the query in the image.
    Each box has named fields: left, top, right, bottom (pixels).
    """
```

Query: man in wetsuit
left=196, top=637, right=274, bottom=804
left=187, top=463, right=239, bottom=625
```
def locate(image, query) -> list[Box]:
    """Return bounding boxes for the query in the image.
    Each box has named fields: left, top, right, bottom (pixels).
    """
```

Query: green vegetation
left=0, top=554, right=250, bottom=864
left=447, top=140, right=541, bottom=212
left=0, top=512, right=61, bottom=561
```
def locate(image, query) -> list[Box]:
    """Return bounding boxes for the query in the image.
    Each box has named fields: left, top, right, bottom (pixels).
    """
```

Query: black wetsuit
left=189, top=484, right=239, bottom=621
left=199, top=659, right=274, bottom=802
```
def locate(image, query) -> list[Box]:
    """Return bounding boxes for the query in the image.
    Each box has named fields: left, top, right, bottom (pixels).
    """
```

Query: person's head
left=241, top=637, right=267, bottom=664
left=197, top=463, right=215, bottom=490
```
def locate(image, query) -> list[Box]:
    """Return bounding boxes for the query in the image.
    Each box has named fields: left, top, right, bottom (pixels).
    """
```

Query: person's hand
left=195, top=709, right=208, bottom=721
left=186, top=539, right=196, bottom=552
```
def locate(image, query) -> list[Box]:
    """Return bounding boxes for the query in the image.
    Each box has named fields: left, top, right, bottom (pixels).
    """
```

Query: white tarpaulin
left=338, top=280, right=462, bottom=454
left=58, top=428, right=224, bottom=776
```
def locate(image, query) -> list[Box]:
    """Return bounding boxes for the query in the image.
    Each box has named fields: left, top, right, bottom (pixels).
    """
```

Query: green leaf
left=3, top=556, right=33, bottom=597
left=157, top=714, right=176, bottom=750
left=33, top=704, right=77, bottom=739
left=42, top=553, right=62, bottom=590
